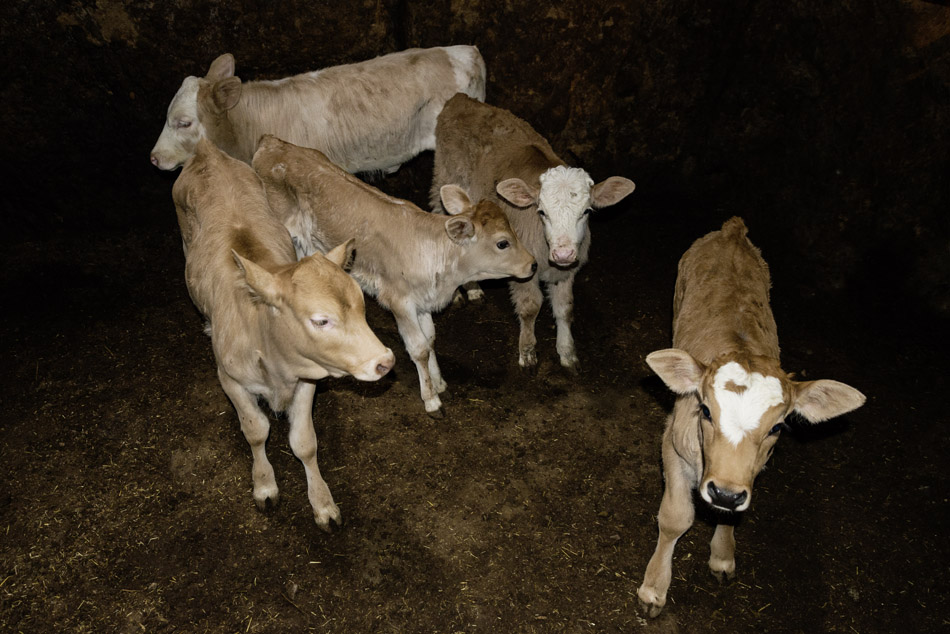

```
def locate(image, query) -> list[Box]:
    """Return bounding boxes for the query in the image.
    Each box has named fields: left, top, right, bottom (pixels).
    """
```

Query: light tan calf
left=173, top=139, right=395, bottom=531
left=252, top=135, right=537, bottom=417
left=638, top=217, right=865, bottom=616
left=431, top=94, right=635, bottom=372
left=151, top=46, right=486, bottom=173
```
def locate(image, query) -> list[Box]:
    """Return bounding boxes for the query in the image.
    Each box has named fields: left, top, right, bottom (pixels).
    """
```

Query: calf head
left=233, top=240, right=395, bottom=382
left=646, top=349, right=865, bottom=512
left=440, top=185, right=537, bottom=281
left=151, top=54, right=243, bottom=170
left=496, top=166, right=635, bottom=267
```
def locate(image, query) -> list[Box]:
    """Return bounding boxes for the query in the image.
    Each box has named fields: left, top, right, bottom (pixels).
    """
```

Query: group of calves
left=152, top=46, right=865, bottom=617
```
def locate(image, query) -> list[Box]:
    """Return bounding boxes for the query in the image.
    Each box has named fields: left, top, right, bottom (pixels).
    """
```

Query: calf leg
left=418, top=312, right=447, bottom=394
left=218, top=368, right=278, bottom=509
left=548, top=275, right=579, bottom=372
left=287, top=380, right=341, bottom=532
left=509, top=278, right=543, bottom=371
left=392, top=303, right=443, bottom=416
left=709, top=524, right=737, bottom=582
left=638, top=448, right=696, bottom=618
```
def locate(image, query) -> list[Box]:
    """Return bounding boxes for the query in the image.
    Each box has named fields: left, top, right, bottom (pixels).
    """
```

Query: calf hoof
left=465, top=287, right=485, bottom=302
left=426, top=406, right=445, bottom=419
left=636, top=588, right=666, bottom=618
left=253, top=489, right=280, bottom=512
left=710, top=567, right=736, bottom=585
left=314, top=505, right=343, bottom=533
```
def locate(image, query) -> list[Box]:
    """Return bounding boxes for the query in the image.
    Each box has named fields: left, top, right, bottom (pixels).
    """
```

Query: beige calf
left=253, top=135, right=536, bottom=416
left=173, top=139, right=394, bottom=531
left=151, top=46, right=486, bottom=173
left=638, top=217, right=865, bottom=616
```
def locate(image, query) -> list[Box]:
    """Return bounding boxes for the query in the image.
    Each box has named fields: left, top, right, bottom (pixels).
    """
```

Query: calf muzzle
left=706, top=481, right=748, bottom=512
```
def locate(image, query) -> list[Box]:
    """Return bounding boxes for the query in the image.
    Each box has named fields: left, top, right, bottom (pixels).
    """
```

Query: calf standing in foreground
left=173, top=139, right=395, bottom=531
left=637, top=217, right=865, bottom=616
left=253, top=135, right=537, bottom=417
left=151, top=46, right=486, bottom=173
left=431, top=93, right=636, bottom=372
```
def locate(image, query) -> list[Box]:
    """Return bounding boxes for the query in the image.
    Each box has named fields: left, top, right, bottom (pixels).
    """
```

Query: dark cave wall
left=1, top=0, right=948, bottom=315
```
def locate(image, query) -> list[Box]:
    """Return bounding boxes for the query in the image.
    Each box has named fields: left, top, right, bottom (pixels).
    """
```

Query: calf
left=173, top=138, right=395, bottom=531
left=151, top=46, right=486, bottom=173
left=252, top=135, right=537, bottom=417
left=637, top=217, right=865, bottom=616
left=431, top=94, right=636, bottom=372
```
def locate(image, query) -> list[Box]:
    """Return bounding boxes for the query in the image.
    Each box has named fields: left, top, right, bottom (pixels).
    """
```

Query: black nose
left=706, top=482, right=748, bottom=511
left=530, top=261, right=538, bottom=273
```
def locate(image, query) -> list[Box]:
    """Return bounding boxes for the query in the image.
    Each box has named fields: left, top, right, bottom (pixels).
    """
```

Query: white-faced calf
left=430, top=94, right=635, bottom=372
left=637, top=217, right=865, bottom=616
left=252, top=135, right=536, bottom=416
left=173, top=138, right=394, bottom=531
left=151, top=46, right=486, bottom=173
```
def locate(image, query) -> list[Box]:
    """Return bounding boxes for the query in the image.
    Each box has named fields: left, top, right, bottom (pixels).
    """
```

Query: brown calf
left=173, top=139, right=394, bottom=531
left=430, top=94, right=635, bottom=372
left=638, top=217, right=865, bottom=616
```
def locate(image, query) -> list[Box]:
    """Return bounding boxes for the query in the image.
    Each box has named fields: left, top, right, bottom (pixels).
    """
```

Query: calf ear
left=440, top=185, right=472, bottom=216
left=212, top=77, right=242, bottom=113
left=206, top=54, right=235, bottom=81
left=326, top=239, right=357, bottom=272
left=496, top=178, right=538, bottom=208
left=591, top=176, right=636, bottom=209
left=445, top=216, right=476, bottom=244
left=791, top=379, right=866, bottom=423
left=232, top=250, right=282, bottom=307
left=645, top=349, right=704, bottom=394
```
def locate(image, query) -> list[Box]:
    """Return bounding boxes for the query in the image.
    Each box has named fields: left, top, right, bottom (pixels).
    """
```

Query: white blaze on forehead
left=538, top=166, right=594, bottom=216
left=537, top=166, right=594, bottom=250
left=713, top=362, right=785, bottom=446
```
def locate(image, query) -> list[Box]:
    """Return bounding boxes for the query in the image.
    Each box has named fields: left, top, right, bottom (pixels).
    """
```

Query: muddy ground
left=1, top=156, right=947, bottom=633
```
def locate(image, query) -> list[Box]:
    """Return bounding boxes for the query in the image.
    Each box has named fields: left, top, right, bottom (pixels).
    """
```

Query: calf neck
left=430, top=94, right=635, bottom=371
left=637, top=217, right=865, bottom=616
left=173, top=139, right=394, bottom=531
left=253, top=135, right=536, bottom=416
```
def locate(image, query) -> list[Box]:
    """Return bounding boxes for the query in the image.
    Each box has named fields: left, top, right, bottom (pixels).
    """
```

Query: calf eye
left=769, top=422, right=788, bottom=435
left=699, top=404, right=711, bottom=420
left=496, top=239, right=510, bottom=250
left=310, top=317, right=332, bottom=329
left=177, top=120, right=192, bottom=129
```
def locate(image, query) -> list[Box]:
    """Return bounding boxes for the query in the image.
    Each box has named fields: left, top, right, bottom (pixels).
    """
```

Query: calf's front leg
left=509, top=277, right=543, bottom=371
left=287, top=380, right=341, bottom=532
left=418, top=311, right=447, bottom=395
left=217, top=368, right=279, bottom=510
left=548, top=275, right=579, bottom=372
left=638, top=445, right=696, bottom=618
left=392, top=303, right=443, bottom=416
left=709, top=524, right=737, bottom=582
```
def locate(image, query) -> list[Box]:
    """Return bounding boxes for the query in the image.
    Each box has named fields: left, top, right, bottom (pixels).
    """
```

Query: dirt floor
left=1, top=158, right=948, bottom=633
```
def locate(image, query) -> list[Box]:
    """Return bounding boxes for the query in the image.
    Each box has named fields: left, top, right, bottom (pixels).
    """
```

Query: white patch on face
left=713, top=362, right=784, bottom=446
left=537, top=166, right=594, bottom=262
